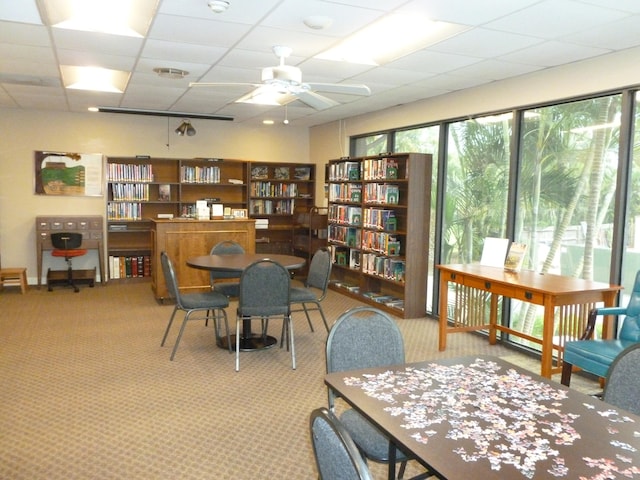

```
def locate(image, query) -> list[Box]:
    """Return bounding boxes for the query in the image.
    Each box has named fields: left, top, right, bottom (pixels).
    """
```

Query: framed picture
left=231, top=208, right=248, bottom=218
left=35, top=151, right=104, bottom=196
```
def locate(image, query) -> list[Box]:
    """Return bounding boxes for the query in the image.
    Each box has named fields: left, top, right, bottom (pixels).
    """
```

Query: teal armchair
left=561, top=271, right=640, bottom=386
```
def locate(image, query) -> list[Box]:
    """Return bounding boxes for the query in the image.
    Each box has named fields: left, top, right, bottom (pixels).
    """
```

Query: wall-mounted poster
left=35, top=151, right=104, bottom=197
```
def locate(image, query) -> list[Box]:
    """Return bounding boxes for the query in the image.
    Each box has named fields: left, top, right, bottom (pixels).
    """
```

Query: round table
left=186, top=253, right=306, bottom=351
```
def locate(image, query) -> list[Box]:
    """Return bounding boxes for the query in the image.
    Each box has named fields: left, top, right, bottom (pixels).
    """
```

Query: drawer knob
left=485, top=281, right=491, bottom=289
left=525, top=291, right=533, bottom=300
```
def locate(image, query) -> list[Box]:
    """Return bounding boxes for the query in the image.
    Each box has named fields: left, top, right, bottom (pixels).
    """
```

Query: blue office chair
left=561, top=270, right=640, bottom=386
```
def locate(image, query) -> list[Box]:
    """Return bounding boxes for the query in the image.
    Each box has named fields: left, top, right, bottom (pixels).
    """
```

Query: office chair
left=50, top=232, right=87, bottom=293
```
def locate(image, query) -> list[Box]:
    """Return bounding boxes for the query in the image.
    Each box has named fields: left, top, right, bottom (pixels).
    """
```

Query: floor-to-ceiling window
left=350, top=87, right=639, bottom=356
left=512, top=95, right=623, bottom=349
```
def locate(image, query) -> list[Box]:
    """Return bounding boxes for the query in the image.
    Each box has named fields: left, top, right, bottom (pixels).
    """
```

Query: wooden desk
left=438, top=264, right=621, bottom=378
left=325, top=356, right=640, bottom=480
left=36, top=215, right=106, bottom=287
left=187, top=253, right=305, bottom=351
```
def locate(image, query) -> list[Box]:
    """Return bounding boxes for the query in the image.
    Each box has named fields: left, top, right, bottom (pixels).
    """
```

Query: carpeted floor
left=0, top=281, right=599, bottom=479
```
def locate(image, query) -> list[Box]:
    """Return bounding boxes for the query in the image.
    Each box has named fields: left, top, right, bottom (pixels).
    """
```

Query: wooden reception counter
left=150, top=218, right=256, bottom=301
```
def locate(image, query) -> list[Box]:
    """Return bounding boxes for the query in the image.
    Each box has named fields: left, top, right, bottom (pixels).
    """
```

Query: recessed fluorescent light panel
left=42, top=0, right=158, bottom=37
left=61, top=66, right=130, bottom=93
left=316, top=14, right=469, bottom=66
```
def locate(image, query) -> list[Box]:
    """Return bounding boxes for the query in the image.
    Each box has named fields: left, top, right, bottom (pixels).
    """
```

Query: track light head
left=175, top=120, right=196, bottom=136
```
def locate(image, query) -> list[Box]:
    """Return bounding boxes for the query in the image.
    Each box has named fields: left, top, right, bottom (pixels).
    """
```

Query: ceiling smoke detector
left=208, top=1, right=230, bottom=13
left=153, top=67, right=189, bottom=79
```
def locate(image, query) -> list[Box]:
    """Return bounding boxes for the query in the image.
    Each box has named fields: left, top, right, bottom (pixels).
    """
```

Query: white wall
left=0, top=110, right=309, bottom=283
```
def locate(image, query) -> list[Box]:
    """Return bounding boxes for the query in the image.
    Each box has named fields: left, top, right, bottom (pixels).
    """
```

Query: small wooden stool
left=0, top=267, right=28, bottom=294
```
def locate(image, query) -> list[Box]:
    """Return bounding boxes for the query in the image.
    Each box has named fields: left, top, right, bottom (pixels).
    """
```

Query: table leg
left=438, top=273, right=449, bottom=351
left=488, top=293, right=498, bottom=345
left=540, top=297, right=554, bottom=378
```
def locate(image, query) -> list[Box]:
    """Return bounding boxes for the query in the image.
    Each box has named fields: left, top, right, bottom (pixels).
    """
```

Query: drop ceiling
left=1, top=0, right=640, bottom=127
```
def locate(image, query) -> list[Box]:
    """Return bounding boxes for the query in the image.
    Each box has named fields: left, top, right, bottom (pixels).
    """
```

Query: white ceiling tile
left=449, top=59, right=543, bottom=81
left=52, top=29, right=144, bottom=56
left=409, top=0, right=540, bottom=25
left=577, top=0, right=640, bottom=14
left=0, top=21, right=50, bottom=46
left=499, top=41, right=611, bottom=67
left=430, top=28, right=543, bottom=58
left=148, top=14, right=251, bottom=47
left=0, top=0, right=42, bottom=24
left=141, top=39, right=228, bottom=64
left=562, top=15, right=640, bottom=50
left=385, top=50, right=482, bottom=74
left=485, top=0, right=630, bottom=38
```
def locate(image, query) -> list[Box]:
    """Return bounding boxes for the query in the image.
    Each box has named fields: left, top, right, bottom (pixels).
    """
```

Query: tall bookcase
left=327, top=153, right=432, bottom=318
left=248, top=162, right=316, bottom=254
left=105, top=157, right=318, bottom=281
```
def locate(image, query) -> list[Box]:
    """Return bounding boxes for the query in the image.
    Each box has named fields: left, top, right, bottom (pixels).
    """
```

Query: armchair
left=561, top=270, right=640, bottom=386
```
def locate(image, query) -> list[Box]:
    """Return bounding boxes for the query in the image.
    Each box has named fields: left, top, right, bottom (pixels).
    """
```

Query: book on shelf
left=274, top=167, right=290, bottom=179
left=251, top=166, right=268, bottom=179
left=158, top=184, right=171, bottom=201
left=294, top=166, right=311, bottom=180
left=504, top=242, right=527, bottom=272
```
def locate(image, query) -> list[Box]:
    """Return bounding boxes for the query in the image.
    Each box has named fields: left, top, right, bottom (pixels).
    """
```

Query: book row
left=109, top=255, right=151, bottom=279
left=362, top=231, right=401, bottom=256
left=111, top=183, right=150, bottom=201
left=328, top=225, right=361, bottom=248
left=329, top=205, right=362, bottom=226
left=361, top=254, right=405, bottom=283
left=328, top=183, right=362, bottom=203
left=107, top=163, right=154, bottom=182
left=363, top=183, right=400, bottom=204
left=107, top=202, right=143, bottom=221
left=249, top=198, right=297, bottom=215
left=181, top=165, right=221, bottom=184
left=328, top=161, right=361, bottom=181
left=250, top=181, right=298, bottom=198
left=362, top=157, right=400, bottom=180
left=329, top=280, right=405, bottom=310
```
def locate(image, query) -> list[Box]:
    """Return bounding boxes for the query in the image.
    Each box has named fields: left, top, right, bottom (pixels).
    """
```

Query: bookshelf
left=327, top=153, right=432, bottom=318
left=106, top=157, right=249, bottom=281
left=248, top=162, right=316, bottom=255
left=105, top=157, right=318, bottom=282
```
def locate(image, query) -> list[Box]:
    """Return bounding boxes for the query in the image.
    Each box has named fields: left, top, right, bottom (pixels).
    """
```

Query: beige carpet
left=0, top=281, right=599, bottom=479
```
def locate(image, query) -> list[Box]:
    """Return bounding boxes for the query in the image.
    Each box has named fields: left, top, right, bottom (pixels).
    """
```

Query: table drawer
left=513, top=288, right=544, bottom=305
left=465, top=275, right=516, bottom=297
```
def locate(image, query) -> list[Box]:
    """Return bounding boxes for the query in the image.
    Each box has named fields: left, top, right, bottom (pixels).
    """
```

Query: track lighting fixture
left=175, top=120, right=196, bottom=136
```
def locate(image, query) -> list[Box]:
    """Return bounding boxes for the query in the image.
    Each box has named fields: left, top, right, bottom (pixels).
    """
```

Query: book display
left=106, top=157, right=317, bottom=281
left=327, top=153, right=432, bottom=318
left=248, top=162, right=316, bottom=255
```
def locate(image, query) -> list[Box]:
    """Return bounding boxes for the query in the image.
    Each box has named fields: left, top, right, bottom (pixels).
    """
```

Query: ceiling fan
left=189, top=45, right=371, bottom=111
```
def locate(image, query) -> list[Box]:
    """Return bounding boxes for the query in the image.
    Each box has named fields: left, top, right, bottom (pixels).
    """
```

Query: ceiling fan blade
left=189, top=82, right=260, bottom=88
left=306, top=83, right=371, bottom=96
left=296, top=91, right=340, bottom=110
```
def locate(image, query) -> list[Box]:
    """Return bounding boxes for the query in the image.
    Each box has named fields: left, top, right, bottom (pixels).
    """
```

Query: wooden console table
left=36, top=216, right=106, bottom=287
left=437, top=263, right=621, bottom=378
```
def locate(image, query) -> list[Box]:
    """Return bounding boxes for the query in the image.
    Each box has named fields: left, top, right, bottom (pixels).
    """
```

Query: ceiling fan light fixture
left=153, top=67, right=189, bottom=79
left=303, top=15, right=333, bottom=30
left=208, top=0, right=230, bottom=13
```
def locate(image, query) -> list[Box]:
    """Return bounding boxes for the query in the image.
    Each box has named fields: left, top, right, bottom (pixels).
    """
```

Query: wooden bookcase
left=105, top=157, right=318, bottom=282
left=248, top=162, right=316, bottom=255
left=327, top=153, right=432, bottom=318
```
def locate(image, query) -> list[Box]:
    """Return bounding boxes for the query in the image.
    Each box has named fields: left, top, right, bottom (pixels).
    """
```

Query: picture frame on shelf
left=274, top=167, right=290, bottom=179
left=231, top=208, right=248, bottom=218
left=158, top=184, right=171, bottom=201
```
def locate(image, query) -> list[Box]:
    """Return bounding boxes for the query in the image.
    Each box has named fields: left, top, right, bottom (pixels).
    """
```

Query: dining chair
left=310, top=407, right=374, bottom=480
left=561, top=270, right=640, bottom=386
left=602, top=343, right=640, bottom=415
left=236, top=259, right=294, bottom=371
left=160, top=251, right=231, bottom=360
left=209, top=240, right=245, bottom=298
left=289, top=247, right=332, bottom=333
left=326, top=306, right=431, bottom=480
